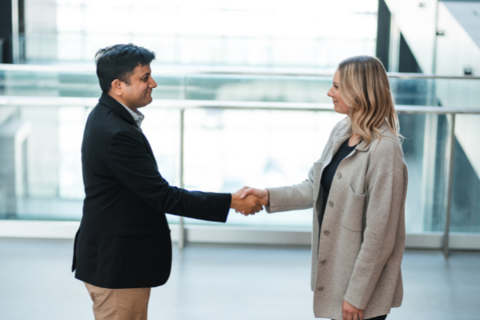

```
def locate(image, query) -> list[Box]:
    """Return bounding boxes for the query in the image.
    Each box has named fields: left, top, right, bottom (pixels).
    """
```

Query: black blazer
left=72, top=93, right=231, bottom=289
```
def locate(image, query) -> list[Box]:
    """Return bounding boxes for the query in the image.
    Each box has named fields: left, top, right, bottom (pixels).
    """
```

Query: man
left=72, top=44, right=263, bottom=320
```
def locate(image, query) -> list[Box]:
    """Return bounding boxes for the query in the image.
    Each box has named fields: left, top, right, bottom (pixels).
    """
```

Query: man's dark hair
left=95, top=44, right=155, bottom=93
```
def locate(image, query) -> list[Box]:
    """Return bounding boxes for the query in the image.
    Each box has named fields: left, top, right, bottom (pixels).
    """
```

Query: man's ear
left=111, top=79, right=123, bottom=96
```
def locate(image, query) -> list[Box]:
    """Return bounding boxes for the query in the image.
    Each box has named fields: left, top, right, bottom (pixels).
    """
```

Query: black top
left=321, top=138, right=357, bottom=214
left=72, top=93, right=231, bottom=289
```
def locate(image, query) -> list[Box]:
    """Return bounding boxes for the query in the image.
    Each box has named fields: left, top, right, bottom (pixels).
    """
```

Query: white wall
left=436, top=2, right=480, bottom=79
left=385, top=0, right=438, bottom=73
left=386, top=0, right=480, bottom=182
left=435, top=2, right=480, bottom=178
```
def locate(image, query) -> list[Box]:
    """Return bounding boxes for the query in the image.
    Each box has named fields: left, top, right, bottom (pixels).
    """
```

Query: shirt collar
left=118, top=101, right=145, bottom=128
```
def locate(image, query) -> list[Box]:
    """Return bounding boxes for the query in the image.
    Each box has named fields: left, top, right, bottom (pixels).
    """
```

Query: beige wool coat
left=266, top=119, right=408, bottom=319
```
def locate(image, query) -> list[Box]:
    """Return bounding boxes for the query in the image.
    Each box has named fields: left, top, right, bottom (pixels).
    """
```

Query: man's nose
left=150, top=78, right=158, bottom=88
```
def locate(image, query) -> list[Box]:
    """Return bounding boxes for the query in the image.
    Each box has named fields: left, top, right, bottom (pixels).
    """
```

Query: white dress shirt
left=118, top=101, right=145, bottom=129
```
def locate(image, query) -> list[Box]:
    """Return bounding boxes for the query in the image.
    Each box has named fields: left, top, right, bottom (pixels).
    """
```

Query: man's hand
left=231, top=187, right=264, bottom=215
left=235, top=187, right=269, bottom=215
left=342, top=299, right=363, bottom=320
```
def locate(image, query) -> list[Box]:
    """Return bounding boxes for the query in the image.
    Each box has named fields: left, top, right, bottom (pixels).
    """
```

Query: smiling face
left=327, top=70, right=350, bottom=115
left=111, top=64, right=157, bottom=110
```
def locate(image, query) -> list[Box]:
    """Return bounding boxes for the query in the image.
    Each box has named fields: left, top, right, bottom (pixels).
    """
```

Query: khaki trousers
left=84, top=282, right=151, bottom=320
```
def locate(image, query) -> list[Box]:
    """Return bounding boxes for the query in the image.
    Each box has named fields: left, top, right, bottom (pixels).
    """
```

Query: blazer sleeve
left=343, top=170, right=406, bottom=309
left=265, top=163, right=316, bottom=213
left=107, top=131, right=231, bottom=222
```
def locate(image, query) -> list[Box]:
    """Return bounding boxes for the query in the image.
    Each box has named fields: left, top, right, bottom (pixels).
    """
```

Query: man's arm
left=107, top=131, right=262, bottom=222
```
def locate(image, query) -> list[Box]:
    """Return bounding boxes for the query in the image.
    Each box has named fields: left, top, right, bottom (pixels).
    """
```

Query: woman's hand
left=342, top=299, right=363, bottom=320
left=231, top=187, right=264, bottom=215
left=236, top=188, right=269, bottom=215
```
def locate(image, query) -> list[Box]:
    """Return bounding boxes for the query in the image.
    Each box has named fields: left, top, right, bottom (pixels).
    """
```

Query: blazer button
left=337, top=172, right=342, bottom=179
left=321, top=260, right=327, bottom=265
left=328, top=201, right=334, bottom=208
left=324, top=230, right=330, bottom=236
left=317, top=286, right=324, bottom=292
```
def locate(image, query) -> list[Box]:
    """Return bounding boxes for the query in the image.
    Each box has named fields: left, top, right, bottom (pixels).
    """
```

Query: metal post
left=177, top=75, right=189, bottom=251
left=11, top=0, right=20, bottom=64
left=421, top=114, right=438, bottom=230
left=442, top=113, right=456, bottom=258
left=178, top=108, right=185, bottom=250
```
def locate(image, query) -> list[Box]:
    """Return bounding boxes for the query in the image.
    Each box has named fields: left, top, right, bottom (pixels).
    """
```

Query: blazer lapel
left=98, top=93, right=158, bottom=168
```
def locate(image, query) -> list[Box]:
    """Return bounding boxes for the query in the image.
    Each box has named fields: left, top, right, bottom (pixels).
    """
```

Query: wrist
left=230, top=193, right=240, bottom=208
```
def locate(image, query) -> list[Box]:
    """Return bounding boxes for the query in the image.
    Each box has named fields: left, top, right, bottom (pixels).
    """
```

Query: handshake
left=230, top=187, right=269, bottom=216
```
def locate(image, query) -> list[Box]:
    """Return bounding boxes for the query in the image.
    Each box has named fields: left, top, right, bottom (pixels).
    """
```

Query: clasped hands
left=231, top=187, right=269, bottom=215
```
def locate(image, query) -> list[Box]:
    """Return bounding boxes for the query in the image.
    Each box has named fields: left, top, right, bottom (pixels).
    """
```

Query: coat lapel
left=325, top=120, right=352, bottom=167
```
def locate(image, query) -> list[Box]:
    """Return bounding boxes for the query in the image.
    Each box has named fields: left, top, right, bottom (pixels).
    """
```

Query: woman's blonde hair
left=338, top=55, right=400, bottom=146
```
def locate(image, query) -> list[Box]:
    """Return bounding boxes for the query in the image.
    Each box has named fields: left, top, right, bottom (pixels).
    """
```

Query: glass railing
left=1, top=97, right=479, bottom=234
left=1, top=65, right=479, bottom=108
left=1, top=66, right=479, bottom=253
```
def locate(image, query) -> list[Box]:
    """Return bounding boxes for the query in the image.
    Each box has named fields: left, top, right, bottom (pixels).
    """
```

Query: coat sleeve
left=265, top=120, right=344, bottom=213
left=266, top=163, right=316, bottom=213
left=107, top=131, right=231, bottom=222
left=343, top=170, right=406, bottom=309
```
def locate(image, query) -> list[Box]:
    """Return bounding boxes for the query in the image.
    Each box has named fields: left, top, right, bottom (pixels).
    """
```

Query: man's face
left=121, top=64, right=157, bottom=109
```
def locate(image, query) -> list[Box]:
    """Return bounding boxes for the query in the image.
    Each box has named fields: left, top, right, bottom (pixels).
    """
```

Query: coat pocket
left=340, top=186, right=366, bottom=232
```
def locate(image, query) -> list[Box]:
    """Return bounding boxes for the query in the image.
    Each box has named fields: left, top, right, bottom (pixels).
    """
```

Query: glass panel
left=185, top=74, right=332, bottom=102
left=400, top=112, right=480, bottom=233
left=0, top=69, right=184, bottom=99
left=0, top=101, right=479, bottom=234
left=390, top=78, right=437, bottom=106
left=0, top=104, right=180, bottom=224
left=390, top=77, right=480, bottom=108
left=2, top=66, right=480, bottom=107
left=399, top=113, right=428, bottom=233
left=436, top=78, right=480, bottom=109
left=451, top=114, right=480, bottom=232
left=182, top=108, right=344, bottom=228
left=400, top=113, right=449, bottom=233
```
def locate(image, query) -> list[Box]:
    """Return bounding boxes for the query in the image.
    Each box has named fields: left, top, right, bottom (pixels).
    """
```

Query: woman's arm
left=239, top=163, right=317, bottom=214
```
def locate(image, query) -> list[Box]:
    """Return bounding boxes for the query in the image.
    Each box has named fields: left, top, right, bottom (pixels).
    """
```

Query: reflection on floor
left=0, top=238, right=479, bottom=320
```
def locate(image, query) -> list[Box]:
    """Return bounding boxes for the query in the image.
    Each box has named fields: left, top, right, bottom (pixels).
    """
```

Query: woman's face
left=327, top=70, right=350, bottom=115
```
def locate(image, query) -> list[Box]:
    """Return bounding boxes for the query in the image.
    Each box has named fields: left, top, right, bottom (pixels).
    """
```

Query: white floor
left=0, top=238, right=479, bottom=320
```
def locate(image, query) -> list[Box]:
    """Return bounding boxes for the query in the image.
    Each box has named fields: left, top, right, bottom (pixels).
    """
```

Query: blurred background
left=0, top=1, right=479, bottom=319
left=1, top=0, right=479, bottom=233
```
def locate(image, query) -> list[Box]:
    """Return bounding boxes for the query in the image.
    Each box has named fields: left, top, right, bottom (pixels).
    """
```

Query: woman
left=241, top=56, right=407, bottom=320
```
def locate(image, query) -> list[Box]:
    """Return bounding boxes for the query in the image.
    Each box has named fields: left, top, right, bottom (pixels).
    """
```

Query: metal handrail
left=1, top=96, right=478, bottom=255
left=1, top=63, right=480, bottom=80
left=1, top=96, right=480, bottom=114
